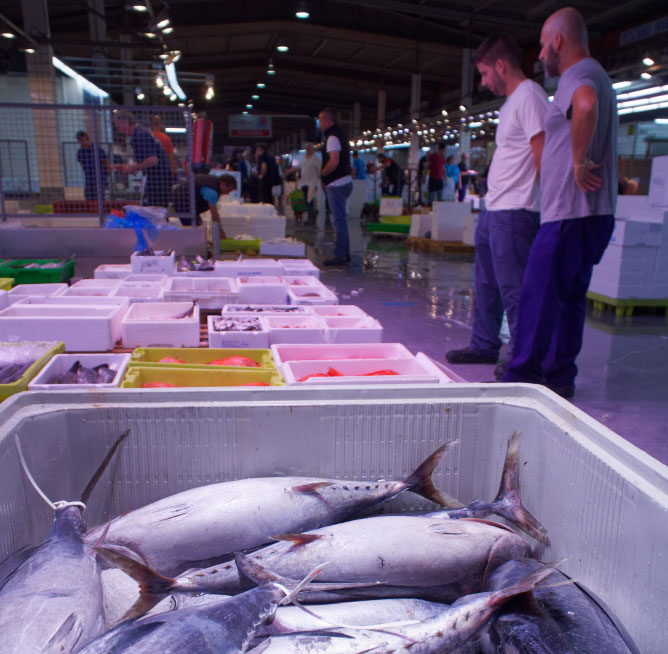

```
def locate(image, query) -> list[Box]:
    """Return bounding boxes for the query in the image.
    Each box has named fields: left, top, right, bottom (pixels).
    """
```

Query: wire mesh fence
left=0, top=104, right=196, bottom=224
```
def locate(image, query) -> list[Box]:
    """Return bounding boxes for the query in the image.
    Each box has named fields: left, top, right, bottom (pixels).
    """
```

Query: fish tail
left=489, top=560, right=564, bottom=608
left=96, top=545, right=175, bottom=620
left=79, top=429, right=131, bottom=504
left=403, top=441, right=463, bottom=508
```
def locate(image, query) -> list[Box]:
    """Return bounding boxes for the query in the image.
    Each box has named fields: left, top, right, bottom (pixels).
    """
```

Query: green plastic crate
left=0, top=259, right=76, bottom=284
left=121, top=365, right=284, bottom=388
left=220, top=239, right=262, bottom=253
left=0, top=278, right=13, bottom=291
left=130, top=347, right=276, bottom=371
left=366, top=223, right=410, bottom=234
left=380, top=215, right=411, bottom=225
left=0, top=341, right=65, bottom=401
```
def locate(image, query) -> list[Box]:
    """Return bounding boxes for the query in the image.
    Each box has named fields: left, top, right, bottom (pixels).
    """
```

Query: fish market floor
left=290, top=215, right=668, bottom=466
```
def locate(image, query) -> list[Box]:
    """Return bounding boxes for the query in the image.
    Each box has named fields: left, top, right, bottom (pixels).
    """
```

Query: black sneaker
left=446, top=347, right=499, bottom=365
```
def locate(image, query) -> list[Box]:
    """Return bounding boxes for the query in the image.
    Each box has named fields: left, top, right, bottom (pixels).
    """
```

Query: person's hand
left=574, top=159, right=602, bottom=193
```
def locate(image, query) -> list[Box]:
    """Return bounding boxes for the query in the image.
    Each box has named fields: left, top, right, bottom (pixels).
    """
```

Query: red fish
left=361, top=370, right=399, bottom=376
left=298, top=367, right=343, bottom=382
left=158, top=357, right=186, bottom=364
left=207, top=356, right=260, bottom=367
left=142, top=382, right=179, bottom=388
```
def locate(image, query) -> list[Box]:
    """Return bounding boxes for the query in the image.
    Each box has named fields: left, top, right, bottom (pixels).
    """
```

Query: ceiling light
left=296, top=0, right=310, bottom=19
left=246, top=104, right=253, bottom=109
left=267, top=69, right=276, bottom=75
left=641, top=72, right=652, bottom=80
left=612, top=81, right=632, bottom=90
left=205, top=86, right=214, bottom=100
left=243, top=111, right=249, bottom=115
left=155, top=76, right=164, bottom=87
left=163, top=86, right=171, bottom=96
left=136, top=92, right=145, bottom=100
left=170, top=94, right=177, bottom=101
left=257, top=83, right=265, bottom=88
left=277, top=44, right=289, bottom=53
left=252, top=95, right=259, bottom=100
left=459, top=105, right=466, bottom=112
left=162, top=26, right=174, bottom=34
left=157, top=19, right=171, bottom=29
left=23, top=48, right=35, bottom=54
left=132, top=4, right=147, bottom=11
left=643, top=57, right=655, bottom=66
left=159, top=53, right=169, bottom=59
left=1, top=32, right=15, bottom=39
left=655, top=119, right=668, bottom=124
left=144, top=32, right=157, bottom=38
left=441, top=109, right=448, bottom=116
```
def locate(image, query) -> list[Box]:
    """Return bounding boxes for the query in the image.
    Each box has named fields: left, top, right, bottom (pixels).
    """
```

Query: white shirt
left=325, top=135, right=352, bottom=187
left=301, top=153, right=322, bottom=187
left=485, top=79, right=549, bottom=212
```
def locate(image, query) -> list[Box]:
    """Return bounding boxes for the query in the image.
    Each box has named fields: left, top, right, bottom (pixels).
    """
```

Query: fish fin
left=271, top=533, right=322, bottom=546
left=42, top=613, right=84, bottom=654
left=96, top=545, right=175, bottom=620
left=459, top=517, right=519, bottom=533
left=247, top=637, right=273, bottom=654
left=80, top=429, right=131, bottom=504
left=403, top=441, right=463, bottom=508
left=488, top=560, right=564, bottom=608
left=485, top=432, right=551, bottom=546
left=291, top=482, right=334, bottom=493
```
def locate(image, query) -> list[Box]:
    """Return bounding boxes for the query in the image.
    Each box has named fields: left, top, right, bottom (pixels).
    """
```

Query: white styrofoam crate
left=237, top=276, right=288, bottom=304
left=70, top=279, right=123, bottom=290
left=287, top=285, right=338, bottom=306
left=462, top=211, right=479, bottom=246
left=321, top=316, right=383, bottom=343
left=7, top=283, right=68, bottom=304
left=28, top=353, right=131, bottom=390
left=259, top=240, right=306, bottom=257
left=431, top=202, right=472, bottom=241
left=379, top=197, right=403, bottom=215
left=111, top=285, right=165, bottom=303
left=649, top=155, right=668, bottom=207
left=609, top=219, right=663, bottom=248
left=221, top=304, right=309, bottom=316
left=0, top=290, right=7, bottom=311
left=263, top=315, right=325, bottom=345
left=248, top=215, right=286, bottom=240
left=93, top=264, right=132, bottom=280
left=409, top=213, right=432, bottom=238
left=0, top=304, right=123, bottom=351
left=590, top=244, right=659, bottom=298
left=282, top=357, right=439, bottom=385
left=270, top=342, right=413, bottom=366
left=283, top=276, right=323, bottom=288
left=164, top=278, right=238, bottom=310
left=121, top=302, right=200, bottom=348
left=414, top=352, right=456, bottom=384
left=281, top=266, right=320, bottom=280
left=58, top=286, right=116, bottom=299
left=0, top=387, right=665, bottom=652
left=216, top=259, right=284, bottom=278
left=122, top=274, right=169, bottom=287
left=207, top=314, right=269, bottom=348
left=131, top=251, right=176, bottom=275
left=309, top=305, right=369, bottom=318
left=615, top=195, right=650, bottom=218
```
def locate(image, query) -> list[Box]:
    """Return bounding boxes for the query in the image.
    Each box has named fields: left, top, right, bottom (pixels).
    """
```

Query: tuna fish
left=478, top=558, right=639, bottom=654
left=0, top=430, right=129, bottom=654
left=73, top=553, right=325, bottom=654
left=85, top=443, right=456, bottom=576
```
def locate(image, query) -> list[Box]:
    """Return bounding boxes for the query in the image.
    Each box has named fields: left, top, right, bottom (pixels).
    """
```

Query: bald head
left=539, top=6, right=589, bottom=77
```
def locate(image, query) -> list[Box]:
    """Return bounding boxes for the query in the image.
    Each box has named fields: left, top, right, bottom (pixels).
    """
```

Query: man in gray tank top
left=501, top=7, right=617, bottom=398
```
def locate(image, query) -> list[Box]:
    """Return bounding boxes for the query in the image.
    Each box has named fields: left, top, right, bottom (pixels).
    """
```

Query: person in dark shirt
left=173, top=173, right=237, bottom=230
left=253, top=144, right=280, bottom=204
left=376, top=154, right=403, bottom=196
left=112, top=111, right=174, bottom=207
left=76, top=130, right=109, bottom=201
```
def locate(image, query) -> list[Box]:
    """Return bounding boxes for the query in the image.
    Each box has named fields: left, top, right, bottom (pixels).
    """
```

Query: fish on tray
left=213, top=317, right=263, bottom=332
left=142, top=382, right=180, bottom=388
left=206, top=356, right=260, bottom=367
left=49, top=360, right=117, bottom=385
left=158, top=357, right=186, bottom=364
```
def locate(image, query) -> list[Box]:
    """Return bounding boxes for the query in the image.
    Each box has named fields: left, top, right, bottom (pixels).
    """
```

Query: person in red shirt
left=151, top=115, right=178, bottom=176
left=427, top=143, right=447, bottom=204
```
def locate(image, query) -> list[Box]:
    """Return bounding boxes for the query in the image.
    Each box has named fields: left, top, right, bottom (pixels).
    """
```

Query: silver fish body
left=85, top=446, right=451, bottom=576
left=0, top=506, right=105, bottom=654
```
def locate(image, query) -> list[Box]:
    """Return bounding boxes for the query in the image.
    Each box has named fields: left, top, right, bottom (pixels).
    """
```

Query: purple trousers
left=502, top=214, right=614, bottom=387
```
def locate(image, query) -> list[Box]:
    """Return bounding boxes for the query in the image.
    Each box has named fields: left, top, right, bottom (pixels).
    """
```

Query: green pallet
left=587, top=291, right=668, bottom=317
left=219, top=239, right=262, bottom=253
left=379, top=215, right=411, bottom=225
left=0, top=259, right=76, bottom=284
left=366, top=222, right=410, bottom=235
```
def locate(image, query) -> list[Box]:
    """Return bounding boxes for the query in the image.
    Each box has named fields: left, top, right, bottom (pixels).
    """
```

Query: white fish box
left=279, top=259, right=320, bottom=279
left=93, top=264, right=132, bottom=280
left=28, top=353, right=131, bottom=390
left=287, top=286, right=338, bottom=306
left=70, top=279, right=123, bottom=291
left=58, top=286, right=116, bottom=299
left=164, top=278, right=238, bottom=310
left=431, top=202, right=472, bottom=242
left=207, top=315, right=269, bottom=349
left=321, top=316, right=383, bottom=343
left=248, top=215, right=286, bottom=240
left=0, top=304, right=122, bottom=351
left=0, top=388, right=666, bottom=652
left=649, top=154, right=668, bottom=207
left=122, top=274, right=169, bottom=288
left=309, top=305, right=369, bottom=318
left=110, top=285, right=165, bottom=304
left=380, top=196, right=403, bottom=215
left=270, top=342, right=413, bottom=366
left=121, top=302, right=200, bottom=348
left=263, top=315, right=325, bottom=345
left=216, top=259, right=284, bottom=278
left=409, top=213, right=432, bottom=238
left=282, top=357, right=439, bottom=385
left=130, top=251, right=176, bottom=275
left=609, top=219, right=663, bottom=248
left=0, top=290, right=6, bottom=311
left=221, top=304, right=309, bottom=317
left=7, top=283, right=68, bottom=305
left=283, top=276, right=323, bottom=288
left=259, top=240, right=306, bottom=257
left=237, top=276, right=288, bottom=304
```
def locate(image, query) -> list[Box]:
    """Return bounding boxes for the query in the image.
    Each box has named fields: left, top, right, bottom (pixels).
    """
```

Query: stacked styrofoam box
left=111, top=283, right=165, bottom=304
left=431, top=201, right=473, bottom=241
left=410, top=213, right=432, bottom=238
left=248, top=215, right=286, bottom=240
left=122, top=302, right=200, bottom=348
left=164, top=277, right=238, bottom=310
left=590, top=210, right=668, bottom=300
left=380, top=197, right=403, bottom=215
left=0, top=304, right=125, bottom=351
left=287, top=285, right=338, bottom=305
left=94, top=264, right=132, bottom=280
left=259, top=239, right=306, bottom=257
left=207, top=315, right=269, bottom=348
left=271, top=342, right=413, bottom=367
left=122, top=274, right=169, bottom=287
left=130, top=250, right=176, bottom=275
left=310, top=305, right=369, bottom=318
left=462, top=210, right=479, bottom=246
left=263, top=315, right=326, bottom=345
left=279, top=259, right=320, bottom=279
left=221, top=304, right=310, bottom=317
left=28, top=353, right=131, bottom=390
left=320, top=316, right=383, bottom=343
left=237, top=276, right=288, bottom=304
left=217, top=259, right=284, bottom=278
left=649, top=155, right=668, bottom=208
left=7, top=283, right=68, bottom=305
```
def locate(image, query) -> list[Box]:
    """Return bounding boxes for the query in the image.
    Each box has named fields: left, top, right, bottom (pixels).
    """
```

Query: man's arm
left=321, top=150, right=339, bottom=177
left=529, top=132, right=545, bottom=173
left=115, top=156, right=158, bottom=173
left=571, top=85, right=601, bottom=193
left=209, top=203, right=226, bottom=237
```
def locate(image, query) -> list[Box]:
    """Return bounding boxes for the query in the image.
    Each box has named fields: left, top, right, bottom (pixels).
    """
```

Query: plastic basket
left=379, top=215, right=412, bottom=225
left=220, top=239, right=262, bottom=253
left=0, top=279, right=13, bottom=291
left=0, top=341, right=65, bottom=401
left=129, top=347, right=276, bottom=371
left=121, top=365, right=284, bottom=388
left=0, top=259, right=76, bottom=284
left=365, top=223, right=410, bottom=234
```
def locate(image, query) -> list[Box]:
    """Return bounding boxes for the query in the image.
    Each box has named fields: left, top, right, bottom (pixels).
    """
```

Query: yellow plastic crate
left=129, top=347, right=276, bottom=371
left=121, top=365, right=284, bottom=388
left=0, top=278, right=14, bottom=291
left=0, top=341, right=65, bottom=401
left=380, top=215, right=411, bottom=225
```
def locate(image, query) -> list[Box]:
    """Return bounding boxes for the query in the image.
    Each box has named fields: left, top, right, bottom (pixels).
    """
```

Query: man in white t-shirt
left=446, top=34, right=549, bottom=377
left=300, top=142, right=321, bottom=225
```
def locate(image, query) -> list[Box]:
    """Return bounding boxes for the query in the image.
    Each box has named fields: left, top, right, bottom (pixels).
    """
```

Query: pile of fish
left=227, top=306, right=303, bottom=313
left=49, top=360, right=117, bottom=385
left=157, top=355, right=260, bottom=367
left=212, top=317, right=263, bottom=332
left=177, top=255, right=215, bottom=272
left=8, top=260, right=71, bottom=270
left=0, top=361, right=34, bottom=384
left=0, top=340, right=61, bottom=385
left=0, top=432, right=639, bottom=654
left=298, top=367, right=399, bottom=381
